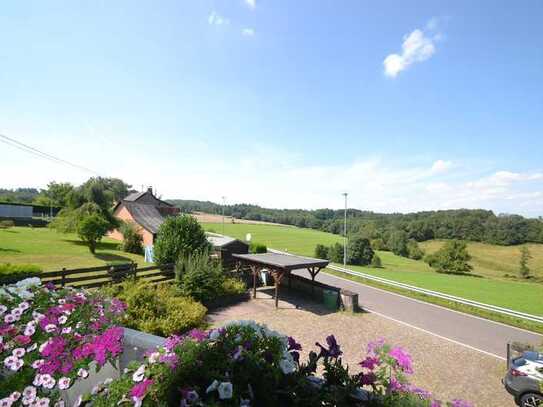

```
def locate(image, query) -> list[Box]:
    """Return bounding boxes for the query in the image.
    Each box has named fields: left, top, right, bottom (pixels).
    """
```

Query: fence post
left=132, top=262, right=138, bottom=281
left=61, top=268, right=66, bottom=287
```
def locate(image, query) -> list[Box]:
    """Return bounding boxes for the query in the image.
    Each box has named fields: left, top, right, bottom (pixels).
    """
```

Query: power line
left=0, top=133, right=101, bottom=176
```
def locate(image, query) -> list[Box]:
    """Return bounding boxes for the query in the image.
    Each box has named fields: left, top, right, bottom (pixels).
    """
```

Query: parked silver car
left=503, top=346, right=543, bottom=406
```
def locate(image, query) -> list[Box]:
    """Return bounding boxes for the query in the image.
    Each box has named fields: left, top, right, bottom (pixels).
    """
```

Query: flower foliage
left=89, top=321, right=472, bottom=407
left=0, top=278, right=126, bottom=406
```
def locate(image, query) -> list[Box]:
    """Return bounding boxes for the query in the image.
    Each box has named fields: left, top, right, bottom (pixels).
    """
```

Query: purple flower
left=359, top=372, right=377, bottom=386
left=287, top=336, right=302, bottom=352
left=359, top=356, right=380, bottom=370
left=164, top=335, right=182, bottom=351
left=187, top=329, right=207, bottom=343
left=130, top=379, right=153, bottom=398
left=367, top=338, right=386, bottom=355
left=389, top=346, right=413, bottom=374
left=316, top=335, right=342, bottom=359
left=159, top=353, right=179, bottom=369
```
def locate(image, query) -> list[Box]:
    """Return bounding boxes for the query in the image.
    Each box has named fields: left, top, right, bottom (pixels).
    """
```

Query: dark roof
left=113, top=190, right=173, bottom=212
left=207, top=234, right=249, bottom=248
left=232, top=252, right=329, bottom=271
left=124, top=191, right=147, bottom=202
left=124, top=202, right=165, bottom=234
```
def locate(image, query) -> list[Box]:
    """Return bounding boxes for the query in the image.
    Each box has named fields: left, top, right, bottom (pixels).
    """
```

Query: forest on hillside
left=169, top=199, right=543, bottom=246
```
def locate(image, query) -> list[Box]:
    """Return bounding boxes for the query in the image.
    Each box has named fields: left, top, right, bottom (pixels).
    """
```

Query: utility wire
left=0, top=133, right=101, bottom=176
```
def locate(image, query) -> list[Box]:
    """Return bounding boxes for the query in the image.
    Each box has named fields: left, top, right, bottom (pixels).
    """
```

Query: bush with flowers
left=88, top=320, right=472, bottom=407
left=0, top=278, right=126, bottom=406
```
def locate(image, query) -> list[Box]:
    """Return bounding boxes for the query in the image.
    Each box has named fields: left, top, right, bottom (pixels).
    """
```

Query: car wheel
left=520, top=393, right=543, bottom=407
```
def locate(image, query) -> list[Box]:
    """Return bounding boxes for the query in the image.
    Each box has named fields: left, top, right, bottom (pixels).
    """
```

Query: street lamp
left=221, top=196, right=226, bottom=235
left=342, top=192, right=348, bottom=267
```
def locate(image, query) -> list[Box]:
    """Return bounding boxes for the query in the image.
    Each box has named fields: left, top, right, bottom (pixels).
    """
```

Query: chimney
left=147, top=186, right=153, bottom=195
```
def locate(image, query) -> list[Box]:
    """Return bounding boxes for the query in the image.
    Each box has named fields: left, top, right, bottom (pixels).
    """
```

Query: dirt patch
left=207, top=289, right=514, bottom=407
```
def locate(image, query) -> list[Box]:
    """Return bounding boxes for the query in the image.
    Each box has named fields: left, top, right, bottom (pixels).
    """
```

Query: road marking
left=321, top=270, right=543, bottom=338
left=365, top=306, right=507, bottom=361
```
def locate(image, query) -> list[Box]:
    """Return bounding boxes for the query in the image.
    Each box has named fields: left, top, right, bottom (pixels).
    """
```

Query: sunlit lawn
left=203, top=222, right=543, bottom=316
left=0, top=227, right=145, bottom=271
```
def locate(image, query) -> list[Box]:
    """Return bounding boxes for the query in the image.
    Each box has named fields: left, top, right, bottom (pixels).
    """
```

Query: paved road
left=293, top=269, right=542, bottom=359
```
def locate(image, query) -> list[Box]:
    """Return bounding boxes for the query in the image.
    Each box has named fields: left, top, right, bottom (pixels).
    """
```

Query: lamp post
left=342, top=192, right=348, bottom=267
left=221, top=196, right=226, bottom=235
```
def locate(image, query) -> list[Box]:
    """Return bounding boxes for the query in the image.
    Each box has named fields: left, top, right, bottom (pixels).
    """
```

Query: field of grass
left=203, top=222, right=543, bottom=317
left=205, top=223, right=342, bottom=257
left=0, top=227, right=145, bottom=271
left=421, top=240, right=543, bottom=280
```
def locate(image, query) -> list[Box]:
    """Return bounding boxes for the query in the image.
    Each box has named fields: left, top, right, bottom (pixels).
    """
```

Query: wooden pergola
left=232, top=252, right=329, bottom=308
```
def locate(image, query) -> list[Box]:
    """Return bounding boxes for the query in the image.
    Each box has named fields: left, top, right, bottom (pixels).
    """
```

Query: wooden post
left=273, top=271, right=283, bottom=309
left=251, top=265, right=258, bottom=299
left=132, top=262, right=137, bottom=281
left=61, top=268, right=66, bottom=287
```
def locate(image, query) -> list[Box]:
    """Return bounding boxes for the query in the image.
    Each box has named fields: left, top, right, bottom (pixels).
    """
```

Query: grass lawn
left=203, top=222, right=543, bottom=317
left=0, top=227, right=145, bottom=271
left=421, top=239, right=543, bottom=280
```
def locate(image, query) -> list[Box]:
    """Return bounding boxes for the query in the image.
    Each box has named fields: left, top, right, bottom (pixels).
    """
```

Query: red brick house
left=108, top=188, right=179, bottom=246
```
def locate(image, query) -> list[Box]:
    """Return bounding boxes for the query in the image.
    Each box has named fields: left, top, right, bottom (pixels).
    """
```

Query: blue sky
left=1, top=1, right=542, bottom=216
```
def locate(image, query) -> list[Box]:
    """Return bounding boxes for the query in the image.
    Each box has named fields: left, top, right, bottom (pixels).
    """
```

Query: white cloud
left=383, top=21, right=441, bottom=78
left=244, top=0, right=256, bottom=9
left=241, top=28, right=255, bottom=36
left=2, top=127, right=542, bottom=217
left=208, top=11, right=230, bottom=26
left=430, top=159, right=453, bottom=174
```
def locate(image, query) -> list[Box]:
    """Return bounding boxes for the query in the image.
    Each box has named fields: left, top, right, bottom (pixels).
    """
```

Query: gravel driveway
left=207, top=289, right=514, bottom=407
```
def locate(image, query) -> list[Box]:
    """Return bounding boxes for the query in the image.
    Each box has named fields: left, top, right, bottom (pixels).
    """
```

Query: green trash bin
left=323, top=289, right=338, bottom=310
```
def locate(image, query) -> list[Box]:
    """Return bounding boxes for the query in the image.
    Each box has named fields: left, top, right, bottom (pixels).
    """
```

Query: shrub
left=176, top=252, right=224, bottom=303
left=314, top=244, right=329, bottom=260
left=388, top=230, right=409, bottom=257
left=120, top=222, right=144, bottom=254
left=370, top=253, right=383, bottom=268
left=89, top=322, right=472, bottom=407
left=153, top=215, right=211, bottom=265
left=219, top=277, right=247, bottom=296
left=347, top=237, right=374, bottom=266
left=0, top=263, right=42, bottom=284
left=0, top=219, right=15, bottom=228
left=406, top=239, right=424, bottom=260
left=249, top=242, right=267, bottom=253
left=371, top=238, right=387, bottom=251
left=519, top=246, right=532, bottom=279
left=77, top=212, right=110, bottom=253
left=101, top=280, right=207, bottom=337
left=425, top=240, right=472, bottom=274
left=328, top=242, right=345, bottom=263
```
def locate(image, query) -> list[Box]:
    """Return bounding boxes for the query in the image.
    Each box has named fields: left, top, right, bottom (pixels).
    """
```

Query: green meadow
left=203, top=222, right=543, bottom=316
left=0, top=227, right=145, bottom=271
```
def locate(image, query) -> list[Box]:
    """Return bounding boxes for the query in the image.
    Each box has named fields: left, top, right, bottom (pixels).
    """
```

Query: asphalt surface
left=293, top=269, right=542, bottom=359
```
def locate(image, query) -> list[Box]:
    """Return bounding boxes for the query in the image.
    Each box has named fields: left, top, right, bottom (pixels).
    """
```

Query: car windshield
left=523, top=351, right=543, bottom=362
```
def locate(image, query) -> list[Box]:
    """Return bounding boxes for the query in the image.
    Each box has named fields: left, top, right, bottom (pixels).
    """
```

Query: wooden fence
left=39, top=263, right=175, bottom=289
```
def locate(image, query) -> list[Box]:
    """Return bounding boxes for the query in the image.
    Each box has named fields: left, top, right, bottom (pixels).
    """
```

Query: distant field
left=0, top=227, right=145, bottom=271
left=203, top=222, right=543, bottom=316
left=204, top=222, right=342, bottom=256
left=421, top=240, right=543, bottom=280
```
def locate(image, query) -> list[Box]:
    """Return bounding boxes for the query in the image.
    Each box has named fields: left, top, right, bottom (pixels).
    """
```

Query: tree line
left=169, top=200, right=543, bottom=246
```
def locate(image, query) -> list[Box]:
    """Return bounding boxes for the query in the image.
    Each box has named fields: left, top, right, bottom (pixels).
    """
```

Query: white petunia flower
left=279, top=356, right=296, bottom=375
left=132, top=365, right=145, bottom=382
left=218, top=382, right=233, bottom=400
left=58, top=377, right=71, bottom=390
left=12, top=348, right=25, bottom=358
left=206, top=380, right=219, bottom=394
left=58, top=315, right=67, bottom=325
left=77, top=368, right=89, bottom=378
